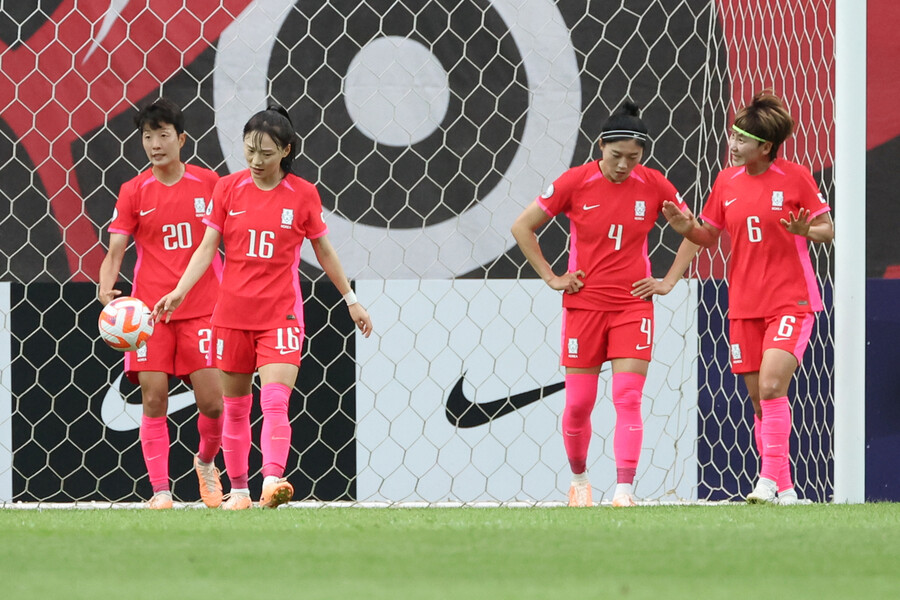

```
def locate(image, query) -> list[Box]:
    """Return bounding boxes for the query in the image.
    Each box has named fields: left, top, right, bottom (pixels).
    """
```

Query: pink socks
left=196, top=413, right=223, bottom=465
left=612, top=372, right=645, bottom=484
left=260, top=383, right=292, bottom=479
left=563, top=371, right=645, bottom=481
left=755, top=404, right=794, bottom=491
left=222, top=394, right=252, bottom=490
left=562, top=374, right=598, bottom=474
left=140, top=415, right=170, bottom=493
left=759, top=396, right=791, bottom=483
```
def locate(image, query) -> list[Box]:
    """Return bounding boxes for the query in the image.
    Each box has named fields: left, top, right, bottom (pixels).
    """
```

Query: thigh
left=607, top=304, right=654, bottom=362
left=124, top=320, right=176, bottom=384
left=172, top=316, right=214, bottom=379
left=561, top=308, right=610, bottom=369
left=728, top=318, right=766, bottom=374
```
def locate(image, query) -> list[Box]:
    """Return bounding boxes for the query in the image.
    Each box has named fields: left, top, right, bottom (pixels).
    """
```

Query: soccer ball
left=98, top=296, right=154, bottom=352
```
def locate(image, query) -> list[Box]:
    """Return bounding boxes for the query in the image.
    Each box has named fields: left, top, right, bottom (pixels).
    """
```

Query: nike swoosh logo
left=582, top=203, right=601, bottom=211
left=100, top=373, right=197, bottom=432
left=228, top=210, right=246, bottom=216
left=139, top=208, right=156, bottom=216
left=445, top=374, right=565, bottom=428
left=772, top=336, right=791, bottom=341
left=724, top=198, right=738, bottom=206
left=635, top=344, right=650, bottom=350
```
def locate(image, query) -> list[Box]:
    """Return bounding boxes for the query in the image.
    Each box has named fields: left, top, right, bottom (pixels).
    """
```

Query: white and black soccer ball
left=98, top=296, right=154, bottom=352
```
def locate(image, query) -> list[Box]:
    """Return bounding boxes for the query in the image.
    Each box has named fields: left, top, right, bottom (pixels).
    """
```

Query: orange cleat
left=148, top=491, right=173, bottom=510
left=567, top=480, right=593, bottom=507
left=194, top=455, right=223, bottom=508
left=259, top=478, right=294, bottom=509
left=221, top=492, right=252, bottom=511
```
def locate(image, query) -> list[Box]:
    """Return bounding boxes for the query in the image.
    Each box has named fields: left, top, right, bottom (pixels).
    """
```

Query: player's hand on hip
left=549, top=270, right=585, bottom=294
left=151, top=291, right=184, bottom=324
left=349, top=303, right=373, bottom=338
left=97, top=288, right=121, bottom=306
left=780, top=208, right=811, bottom=237
left=662, top=201, right=695, bottom=235
left=631, top=277, right=672, bottom=300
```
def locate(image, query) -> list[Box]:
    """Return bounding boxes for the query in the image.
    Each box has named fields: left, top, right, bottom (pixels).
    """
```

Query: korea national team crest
left=771, top=191, right=784, bottom=210
left=281, top=208, right=294, bottom=229
left=136, top=343, right=148, bottom=362
left=730, top=343, right=743, bottom=363
left=193, top=197, right=206, bottom=217
left=634, top=200, right=646, bottom=220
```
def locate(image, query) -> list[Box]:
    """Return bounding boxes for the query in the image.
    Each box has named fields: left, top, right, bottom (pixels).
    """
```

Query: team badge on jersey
left=730, top=343, right=742, bottom=363
left=281, top=208, right=294, bottom=229
left=136, top=343, right=148, bottom=362
left=567, top=337, right=579, bottom=358
left=216, top=338, right=224, bottom=361
left=817, top=193, right=826, bottom=204
left=634, top=200, right=646, bottom=220
left=194, top=197, right=206, bottom=217
left=541, top=183, right=554, bottom=199
left=771, top=191, right=784, bottom=210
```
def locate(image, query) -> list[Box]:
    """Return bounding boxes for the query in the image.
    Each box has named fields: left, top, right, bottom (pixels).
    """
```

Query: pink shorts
left=211, top=325, right=304, bottom=373
left=124, top=315, right=213, bottom=383
left=728, top=313, right=815, bottom=373
left=561, top=304, right=654, bottom=368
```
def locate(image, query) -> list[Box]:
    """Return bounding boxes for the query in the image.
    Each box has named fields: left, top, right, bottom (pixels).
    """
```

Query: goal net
left=0, top=0, right=834, bottom=504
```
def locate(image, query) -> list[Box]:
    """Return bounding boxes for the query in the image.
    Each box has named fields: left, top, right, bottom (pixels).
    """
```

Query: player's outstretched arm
left=310, top=235, right=373, bottom=338
left=152, top=226, right=221, bottom=322
left=781, top=210, right=834, bottom=244
left=98, top=233, right=129, bottom=306
left=661, top=200, right=720, bottom=247
left=511, top=201, right=585, bottom=294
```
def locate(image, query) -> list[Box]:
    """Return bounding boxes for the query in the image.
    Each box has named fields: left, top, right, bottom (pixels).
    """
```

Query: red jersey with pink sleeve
left=699, top=158, right=830, bottom=318
left=108, top=164, right=221, bottom=320
left=204, top=170, right=328, bottom=330
left=537, top=162, right=686, bottom=309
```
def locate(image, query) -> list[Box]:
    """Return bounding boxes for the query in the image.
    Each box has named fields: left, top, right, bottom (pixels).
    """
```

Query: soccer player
left=511, top=101, right=691, bottom=507
left=98, top=98, right=225, bottom=510
left=661, top=90, right=834, bottom=504
left=153, top=105, right=373, bottom=510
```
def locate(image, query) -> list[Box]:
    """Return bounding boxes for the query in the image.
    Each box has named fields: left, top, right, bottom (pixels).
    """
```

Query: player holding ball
left=98, top=98, right=225, bottom=510
left=154, top=105, right=372, bottom=510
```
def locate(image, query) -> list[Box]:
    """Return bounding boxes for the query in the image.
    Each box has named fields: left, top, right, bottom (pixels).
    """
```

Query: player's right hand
left=548, top=270, right=585, bottom=294
left=662, top=200, right=695, bottom=235
left=151, top=291, right=184, bottom=324
left=98, top=288, right=121, bottom=306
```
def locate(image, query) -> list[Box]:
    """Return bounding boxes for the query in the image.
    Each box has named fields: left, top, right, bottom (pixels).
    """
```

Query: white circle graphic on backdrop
left=214, top=0, right=580, bottom=279
left=344, top=36, right=450, bottom=147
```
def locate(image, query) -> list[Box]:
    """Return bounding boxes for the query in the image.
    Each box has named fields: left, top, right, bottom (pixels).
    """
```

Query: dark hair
left=134, top=98, right=184, bottom=134
left=733, top=90, right=795, bottom=158
left=599, top=100, right=649, bottom=147
left=243, top=105, right=296, bottom=176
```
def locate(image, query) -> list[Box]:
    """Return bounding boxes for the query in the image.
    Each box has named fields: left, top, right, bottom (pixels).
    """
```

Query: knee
left=142, top=392, right=168, bottom=417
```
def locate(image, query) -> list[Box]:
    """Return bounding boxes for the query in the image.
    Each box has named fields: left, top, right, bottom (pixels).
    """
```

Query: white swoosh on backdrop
left=100, top=373, right=197, bottom=432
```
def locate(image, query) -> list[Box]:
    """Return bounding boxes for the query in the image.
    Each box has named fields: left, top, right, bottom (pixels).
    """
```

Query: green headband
left=731, top=124, right=768, bottom=143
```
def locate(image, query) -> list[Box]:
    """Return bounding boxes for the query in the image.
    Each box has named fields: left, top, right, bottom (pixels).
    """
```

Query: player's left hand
left=631, top=277, right=672, bottom=300
left=781, top=208, right=811, bottom=237
left=349, top=303, right=373, bottom=338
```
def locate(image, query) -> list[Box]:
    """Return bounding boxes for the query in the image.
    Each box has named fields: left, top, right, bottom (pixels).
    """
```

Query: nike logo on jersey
left=583, top=203, right=601, bottom=211
left=635, top=344, right=651, bottom=350
left=724, top=198, right=738, bottom=206
left=139, top=208, right=156, bottom=216
left=772, top=336, right=792, bottom=342
left=228, top=210, right=246, bottom=216
left=445, top=374, right=565, bottom=428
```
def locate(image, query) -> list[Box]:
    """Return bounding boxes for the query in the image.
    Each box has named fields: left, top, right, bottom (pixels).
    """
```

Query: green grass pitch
left=2, top=504, right=898, bottom=599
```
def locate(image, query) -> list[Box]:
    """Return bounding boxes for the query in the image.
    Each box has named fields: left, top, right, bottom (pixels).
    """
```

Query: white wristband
left=343, top=290, right=358, bottom=306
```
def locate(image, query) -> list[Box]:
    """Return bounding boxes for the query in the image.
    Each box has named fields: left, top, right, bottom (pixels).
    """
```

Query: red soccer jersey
left=699, top=158, right=831, bottom=319
left=204, top=170, right=329, bottom=331
left=109, top=164, right=221, bottom=320
left=538, top=162, right=686, bottom=310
